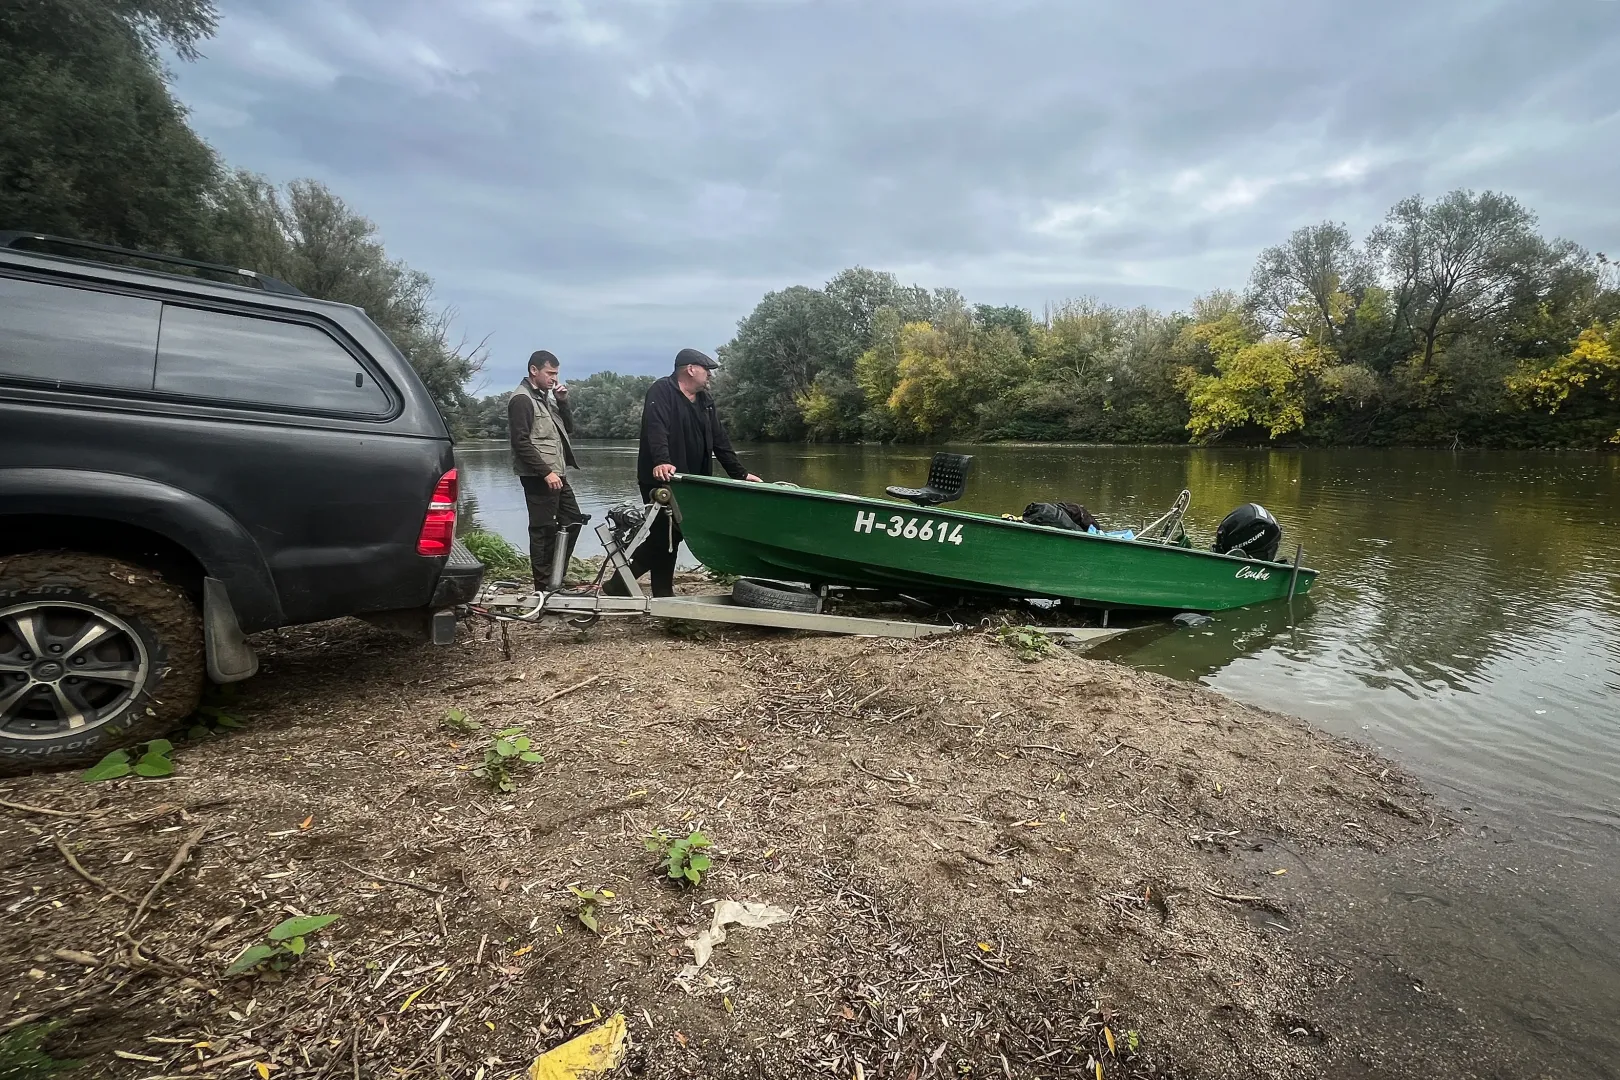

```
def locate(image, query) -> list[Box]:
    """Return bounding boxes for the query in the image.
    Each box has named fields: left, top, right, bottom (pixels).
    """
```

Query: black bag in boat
left=1212, top=503, right=1281, bottom=562
left=1021, top=501, right=1101, bottom=533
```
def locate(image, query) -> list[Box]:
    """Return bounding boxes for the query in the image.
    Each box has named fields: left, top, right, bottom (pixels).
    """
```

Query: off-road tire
left=731, top=577, right=821, bottom=614
left=0, top=553, right=204, bottom=775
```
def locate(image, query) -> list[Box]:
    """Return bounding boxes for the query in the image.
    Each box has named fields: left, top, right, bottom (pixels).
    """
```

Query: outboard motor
left=1212, top=503, right=1282, bottom=562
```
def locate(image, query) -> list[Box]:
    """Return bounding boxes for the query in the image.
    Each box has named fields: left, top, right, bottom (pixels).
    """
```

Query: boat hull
left=671, top=475, right=1317, bottom=612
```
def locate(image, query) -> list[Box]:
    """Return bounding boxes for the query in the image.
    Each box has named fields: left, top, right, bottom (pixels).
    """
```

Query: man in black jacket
left=610, top=348, right=759, bottom=597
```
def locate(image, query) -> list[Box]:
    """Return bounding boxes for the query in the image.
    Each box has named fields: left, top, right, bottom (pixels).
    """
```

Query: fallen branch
left=536, top=672, right=602, bottom=708
left=179, top=1044, right=268, bottom=1074
left=0, top=797, right=88, bottom=818
left=489, top=673, right=602, bottom=707
left=340, top=862, right=448, bottom=896
left=52, top=835, right=138, bottom=904
left=84, top=798, right=232, bottom=831
left=849, top=681, right=896, bottom=713
left=533, top=793, right=649, bottom=838
left=117, top=930, right=194, bottom=976
left=849, top=757, right=909, bottom=784
left=1202, top=885, right=1287, bottom=914
left=1018, top=743, right=1080, bottom=758
left=128, top=824, right=207, bottom=933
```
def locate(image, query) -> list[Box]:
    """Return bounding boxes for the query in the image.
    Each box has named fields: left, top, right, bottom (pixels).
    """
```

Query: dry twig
left=52, top=835, right=138, bottom=903
left=128, top=824, right=208, bottom=933
left=0, top=797, right=88, bottom=818
left=339, top=862, right=448, bottom=895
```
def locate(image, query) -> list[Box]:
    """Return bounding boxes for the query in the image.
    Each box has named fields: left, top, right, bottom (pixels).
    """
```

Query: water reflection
left=456, top=440, right=1620, bottom=853
left=1093, top=598, right=1319, bottom=682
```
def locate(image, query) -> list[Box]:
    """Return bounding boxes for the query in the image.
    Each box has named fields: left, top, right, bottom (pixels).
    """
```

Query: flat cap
left=675, top=347, right=720, bottom=370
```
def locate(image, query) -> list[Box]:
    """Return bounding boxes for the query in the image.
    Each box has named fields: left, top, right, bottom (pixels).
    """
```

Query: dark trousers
left=519, top=474, right=586, bottom=590
left=606, top=513, right=683, bottom=598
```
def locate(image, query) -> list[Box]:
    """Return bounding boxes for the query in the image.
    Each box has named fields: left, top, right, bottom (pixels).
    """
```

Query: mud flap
left=203, top=577, right=259, bottom=683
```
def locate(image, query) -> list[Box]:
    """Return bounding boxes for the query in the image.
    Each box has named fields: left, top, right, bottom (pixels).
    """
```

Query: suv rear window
left=0, top=276, right=160, bottom=390
left=155, top=305, right=392, bottom=415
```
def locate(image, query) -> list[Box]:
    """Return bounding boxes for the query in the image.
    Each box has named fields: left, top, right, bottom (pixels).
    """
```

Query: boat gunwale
left=671, top=473, right=1318, bottom=577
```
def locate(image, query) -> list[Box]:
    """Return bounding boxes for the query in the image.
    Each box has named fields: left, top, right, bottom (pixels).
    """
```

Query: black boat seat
left=885, top=452, right=974, bottom=507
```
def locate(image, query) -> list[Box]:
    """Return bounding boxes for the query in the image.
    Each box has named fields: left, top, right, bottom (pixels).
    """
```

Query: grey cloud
left=173, top=0, right=1620, bottom=383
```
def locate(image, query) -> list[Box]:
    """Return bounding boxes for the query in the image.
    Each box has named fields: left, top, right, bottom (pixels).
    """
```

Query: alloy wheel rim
left=0, top=602, right=149, bottom=740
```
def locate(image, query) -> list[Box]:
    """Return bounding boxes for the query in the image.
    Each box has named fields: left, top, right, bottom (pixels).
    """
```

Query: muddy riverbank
left=0, top=613, right=1581, bottom=1078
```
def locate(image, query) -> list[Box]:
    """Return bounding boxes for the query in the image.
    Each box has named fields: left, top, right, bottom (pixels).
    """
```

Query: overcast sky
left=170, top=0, right=1620, bottom=390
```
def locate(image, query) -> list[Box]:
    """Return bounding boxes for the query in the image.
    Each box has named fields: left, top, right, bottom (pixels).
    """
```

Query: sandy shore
left=0, top=608, right=1550, bottom=1078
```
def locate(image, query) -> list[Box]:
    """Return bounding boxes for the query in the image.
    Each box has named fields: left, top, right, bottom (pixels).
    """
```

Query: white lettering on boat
left=1234, top=565, right=1272, bottom=581
left=856, top=512, right=963, bottom=545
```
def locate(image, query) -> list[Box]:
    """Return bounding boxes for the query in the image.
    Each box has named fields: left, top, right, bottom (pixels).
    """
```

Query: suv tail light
left=417, top=469, right=458, bottom=556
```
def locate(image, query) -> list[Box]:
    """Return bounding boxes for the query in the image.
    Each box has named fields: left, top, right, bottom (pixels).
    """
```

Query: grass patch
left=462, top=530, right=605, bottom=585
left=461, top=529, right=529, bottom=578
left=0, top=1023, right=79, bottom=1077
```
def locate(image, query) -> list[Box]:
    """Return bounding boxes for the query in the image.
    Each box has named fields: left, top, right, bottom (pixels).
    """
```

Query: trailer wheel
left=731, top=578, right=821, bottom=614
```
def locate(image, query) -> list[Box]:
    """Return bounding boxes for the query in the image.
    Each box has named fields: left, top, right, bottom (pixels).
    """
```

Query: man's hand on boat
left=653, top=463, right=761, bottom=483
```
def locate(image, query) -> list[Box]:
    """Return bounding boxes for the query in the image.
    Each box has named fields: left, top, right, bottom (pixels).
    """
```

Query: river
left=458, top=440, right=1620, bottom=850
left=458, top=439, right=1620, bottom=1071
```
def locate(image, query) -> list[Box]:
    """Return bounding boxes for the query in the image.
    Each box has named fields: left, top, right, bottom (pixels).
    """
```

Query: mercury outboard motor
left=1212, top=503, right=1282, bottom=562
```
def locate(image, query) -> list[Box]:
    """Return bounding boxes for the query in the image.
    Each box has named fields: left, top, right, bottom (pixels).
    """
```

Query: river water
left=459, top=440, right=1620, bottom=854
left=459, top=439, right=1620, bottom=1070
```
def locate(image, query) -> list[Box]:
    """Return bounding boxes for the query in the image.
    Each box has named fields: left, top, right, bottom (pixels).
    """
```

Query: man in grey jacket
left=508, top=350, right=586, bottom=589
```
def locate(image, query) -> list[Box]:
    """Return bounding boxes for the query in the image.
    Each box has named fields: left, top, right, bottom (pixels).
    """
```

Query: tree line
left=10, top=3, right=1615, bottom=448
left=458, top=371, right=656, bottom=440
left=469, top=191, right=1620, bottom=447
left=699, top=193, right=1620, bottom=448
left=2, top=0, right=482, bottom=427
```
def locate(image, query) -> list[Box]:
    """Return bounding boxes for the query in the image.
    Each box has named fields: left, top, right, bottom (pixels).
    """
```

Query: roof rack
left=0, top=231, right=306, bottom=297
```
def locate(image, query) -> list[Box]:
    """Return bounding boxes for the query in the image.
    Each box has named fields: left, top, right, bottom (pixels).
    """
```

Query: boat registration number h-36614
left=854, top=511, right=965, bottom=545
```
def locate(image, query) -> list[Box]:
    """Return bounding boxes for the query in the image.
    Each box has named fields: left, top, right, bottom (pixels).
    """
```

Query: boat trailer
left=467, top=492, right=1125, bottom=646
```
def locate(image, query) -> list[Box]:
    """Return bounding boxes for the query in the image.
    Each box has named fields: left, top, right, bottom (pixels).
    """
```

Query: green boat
left=669, top=468, right=1317, bottom=613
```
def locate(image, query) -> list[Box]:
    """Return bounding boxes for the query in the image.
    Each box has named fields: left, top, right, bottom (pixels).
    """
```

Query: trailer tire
left=732, top=578, right=821, bottom=614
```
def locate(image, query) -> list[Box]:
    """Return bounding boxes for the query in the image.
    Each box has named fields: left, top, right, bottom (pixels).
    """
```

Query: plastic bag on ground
left=676, top=900, right=791, bottom=990
left=527, top=1013, right=627, bottom=1079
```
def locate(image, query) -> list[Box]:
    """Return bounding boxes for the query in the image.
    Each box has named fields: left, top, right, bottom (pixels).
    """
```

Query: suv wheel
left=0, top=553, right=204, bottom=774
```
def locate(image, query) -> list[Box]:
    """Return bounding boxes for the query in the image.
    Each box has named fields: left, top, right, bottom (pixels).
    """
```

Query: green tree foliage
left=1509, top=320, right=1620, bottom=443
left=1177, top=311, right=1325, bottom=441
left=3, top=4, right=488, bottom=435
left=566, top=371, right=657, bottom=438
left=204, top=173, right=485, bottom=427
left=1369, top=191, right=1563, bottom=377
left=457, top=371, right=658, bottom=441
left=1, top=0, right=221, bottom=253
left=455, top=393, right=513, bottom=440
left=697, top=191, right=1620, bottom=448
left=887, top=315, right=1027, bottom=439
left=716, top=285, right=858, bottom=440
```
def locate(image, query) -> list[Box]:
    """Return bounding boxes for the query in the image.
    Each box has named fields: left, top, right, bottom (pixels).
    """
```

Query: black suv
left=0, top=233, right=483, bottom=772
